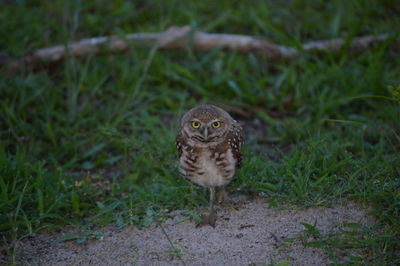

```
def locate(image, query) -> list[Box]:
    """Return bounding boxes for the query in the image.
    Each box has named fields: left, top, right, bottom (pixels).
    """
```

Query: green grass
left=1, top=0, right=400, bottom=264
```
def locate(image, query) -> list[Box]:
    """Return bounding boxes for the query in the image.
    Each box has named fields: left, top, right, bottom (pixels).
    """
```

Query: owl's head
left=180, top=105, right=234, bottom=144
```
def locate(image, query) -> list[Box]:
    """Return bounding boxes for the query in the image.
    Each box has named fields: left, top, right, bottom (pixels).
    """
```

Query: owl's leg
left=209, top=186, right=216, bottom=213
left=218, top=186, right=227, bottom=204
left=198, top=187, right=217, bottom=227
left=219, top=186, right=233, bottom=205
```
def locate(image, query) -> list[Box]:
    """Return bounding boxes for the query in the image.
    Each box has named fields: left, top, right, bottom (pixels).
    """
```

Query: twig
left=157, top=221, right=187, bottom=266
left=1, top=25, right=397, bottom=74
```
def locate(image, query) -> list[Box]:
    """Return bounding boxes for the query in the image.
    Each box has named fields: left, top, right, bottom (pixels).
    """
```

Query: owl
left=176, top=105, right=243, bottom=226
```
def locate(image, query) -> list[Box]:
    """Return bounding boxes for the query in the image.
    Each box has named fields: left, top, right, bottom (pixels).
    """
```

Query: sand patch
left=8, top=197, right=372, bottom=265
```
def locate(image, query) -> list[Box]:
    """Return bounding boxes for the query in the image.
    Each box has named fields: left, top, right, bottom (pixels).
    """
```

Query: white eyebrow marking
left=207, top=119, right=222, bottom=125
left=189, top=119, right=202, bottom=124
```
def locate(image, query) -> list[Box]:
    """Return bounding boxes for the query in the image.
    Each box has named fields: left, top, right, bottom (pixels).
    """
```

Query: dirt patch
left=9, top=197, right=372, bottom=265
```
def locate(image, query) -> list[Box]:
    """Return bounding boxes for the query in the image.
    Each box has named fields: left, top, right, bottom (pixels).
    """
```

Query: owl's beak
left=202, top=127, right=208, bottom=139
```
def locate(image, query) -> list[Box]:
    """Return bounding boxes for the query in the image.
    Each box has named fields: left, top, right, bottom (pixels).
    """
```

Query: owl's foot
left=197, top=212, right=217, bottom=227
left=219, top=195, right=231, bottom=206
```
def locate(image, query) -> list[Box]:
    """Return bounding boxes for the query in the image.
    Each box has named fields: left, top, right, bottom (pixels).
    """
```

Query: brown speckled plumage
left=176, top=105, right=243, bottom=226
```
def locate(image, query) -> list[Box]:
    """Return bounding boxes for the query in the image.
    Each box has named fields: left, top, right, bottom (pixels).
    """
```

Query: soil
left=5, top=197, right=372, bottom=266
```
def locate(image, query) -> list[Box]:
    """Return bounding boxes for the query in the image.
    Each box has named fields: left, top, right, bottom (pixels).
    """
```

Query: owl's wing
left=230, top=122, right=244, bottom=169
left=176, top=131, right=185, bottom=158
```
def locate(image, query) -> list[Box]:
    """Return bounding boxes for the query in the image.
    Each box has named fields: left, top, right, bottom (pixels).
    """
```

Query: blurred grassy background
left=1, top=0, right=399, bottom=264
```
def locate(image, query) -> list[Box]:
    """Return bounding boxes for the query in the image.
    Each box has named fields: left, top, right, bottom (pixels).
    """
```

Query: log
left=1, top=25, right=396, bottom=74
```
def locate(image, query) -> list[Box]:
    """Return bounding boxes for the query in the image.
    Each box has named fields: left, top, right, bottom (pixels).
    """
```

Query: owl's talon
left=219, top=197, right=231, bottom=206
left=197, top=212, right=217, bottom=227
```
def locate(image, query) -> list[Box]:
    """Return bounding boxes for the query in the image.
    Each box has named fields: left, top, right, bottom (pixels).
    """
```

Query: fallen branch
left=2, top=25, right=396, bottom=74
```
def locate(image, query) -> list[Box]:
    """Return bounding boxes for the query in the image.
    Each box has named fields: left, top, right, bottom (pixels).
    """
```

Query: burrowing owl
left=176, top=105, right=243, bottom=226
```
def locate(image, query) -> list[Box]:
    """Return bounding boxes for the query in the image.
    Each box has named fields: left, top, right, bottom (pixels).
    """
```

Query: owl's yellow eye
left=212, top=121, right=221, bottom=128
left=191, top=121, right=201, bottom=128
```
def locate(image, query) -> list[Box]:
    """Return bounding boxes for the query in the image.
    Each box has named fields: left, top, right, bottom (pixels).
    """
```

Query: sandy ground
left=6, top=197, right=372, bottom=266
